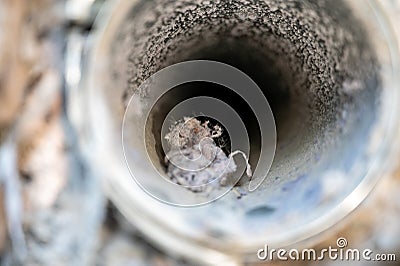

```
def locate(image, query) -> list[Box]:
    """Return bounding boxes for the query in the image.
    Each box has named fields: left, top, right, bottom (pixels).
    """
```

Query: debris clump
left=164, top=117, right=252, bottom=193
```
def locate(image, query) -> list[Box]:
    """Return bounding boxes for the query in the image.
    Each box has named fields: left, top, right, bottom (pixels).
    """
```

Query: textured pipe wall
left=109, top=0, right=379, bottom=193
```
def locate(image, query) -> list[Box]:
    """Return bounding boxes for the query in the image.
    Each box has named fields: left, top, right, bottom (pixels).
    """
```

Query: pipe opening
left=111, top=0, right=380, bottom=201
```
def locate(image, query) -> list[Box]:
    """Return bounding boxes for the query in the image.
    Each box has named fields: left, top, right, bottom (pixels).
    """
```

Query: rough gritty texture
left=111, top=0, right=380, bottom=199
left=118, top=0, right=378, bottom=131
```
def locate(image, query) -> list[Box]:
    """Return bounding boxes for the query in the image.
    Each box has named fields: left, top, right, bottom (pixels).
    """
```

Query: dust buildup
left=165, top=117, right=223, bottom=149
left=120, top=0, right=377, bottom=126
left=164, top=117, right=251, bottom=193
left=110, top=0, right=379, bottom=198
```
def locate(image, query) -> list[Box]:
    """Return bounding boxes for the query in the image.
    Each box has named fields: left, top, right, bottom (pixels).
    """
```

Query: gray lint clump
left=164, top=117, right=251, bottom=193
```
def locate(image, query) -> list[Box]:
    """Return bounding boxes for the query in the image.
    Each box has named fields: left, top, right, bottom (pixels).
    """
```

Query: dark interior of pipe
left=110, top=0, right=380, bottom=193
left=149, top=80, right=261, bottom=173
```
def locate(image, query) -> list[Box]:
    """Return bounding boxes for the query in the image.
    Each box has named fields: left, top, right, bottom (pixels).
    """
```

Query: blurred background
left=0, top=0, right=399, bottom=265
